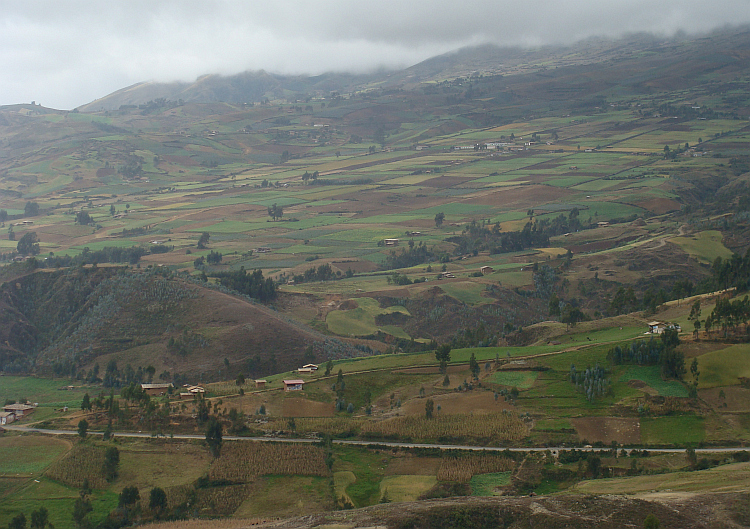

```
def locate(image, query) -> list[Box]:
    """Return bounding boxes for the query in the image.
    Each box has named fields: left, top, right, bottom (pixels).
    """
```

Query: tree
left=72, top=496, right=92, bottom=527
left=24, top=201, right=39, bottom=217
left=686, top=447, right=698, bottom=468
left=587, top=455, right=602, bottom=478
left=435, top=344, right=451, bottom=363
left=267, top=203, right=283, bottom=221
left=197, top=232, right=210, bottom=249
left=110, top=204, right=116, bottom=216
left=103, top=446, right=120, bottom=481
left=469, top=353, right=480, bottom=379
left=81, top=393, right=91, bottom=411
left=118, top=486, right=140, bottom=508
left=9, top=513, right=26, bottom=529
left=434, top=212, right=445, bottom=228
left=17, top=232, right=40, bottom=256
left=325, top=359, right=333, bottom=376
left=0, top=209, right=7, bottom=222
left=77, top=419, right=89, bottom=439
left=548, top=293, right=561, bottom=318
left=425, top=398, right=434, bottom=419
left=643, top=514, right=660, bottom=529
left=206, top=250, right=222, bottom=264
left=661, top=328, right=680, bottom=349
left=690, top=358, right=700, bottom=385
left=236, top=373, right=245, bottom=387
left=30, top=507, right=48, bottom=529
left=149, top=487, right=167, bottom=516
left=374, top=128, right=386, bottom=147
left=205, top=416, right=223, bottom=458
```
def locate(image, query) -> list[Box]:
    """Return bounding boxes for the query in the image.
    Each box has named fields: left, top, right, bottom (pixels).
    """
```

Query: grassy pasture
left=619, top=366, right=689, bottom=397
left=640, top=416, right=705, bottom=445
left=379, top=475, right=437, bottom=502
left=0, top=436, right=70, bottom=475
left=0, top=377, right=91, bottom=409
left=694, top=345, right=750, bottom=388
left=573, top=461, right=750, bottom=495
left=490, top=371, right=539, bottom=389
left=669, top=230, right=733, bottom=264
left=326, top=297, right=411, bottom=337
left=470, top=471, right=511, bottom=496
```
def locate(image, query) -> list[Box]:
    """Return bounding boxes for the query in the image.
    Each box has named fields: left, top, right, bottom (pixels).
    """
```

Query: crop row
left=208, top=442, right=329, bottom=482
left=437, top=455, right=515, bottom=482
left=45, top=444, right=107, bottom=489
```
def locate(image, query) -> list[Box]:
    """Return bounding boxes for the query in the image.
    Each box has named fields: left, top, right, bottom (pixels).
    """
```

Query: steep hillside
left=0, top=267, right=350, bottom=381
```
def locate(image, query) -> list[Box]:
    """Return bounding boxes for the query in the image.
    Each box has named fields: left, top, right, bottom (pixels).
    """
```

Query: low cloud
left=2, top=0, right=749, bottom=109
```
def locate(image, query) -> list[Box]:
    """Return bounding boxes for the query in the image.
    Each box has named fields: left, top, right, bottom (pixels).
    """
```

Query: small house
left=480, top=266, right=494, bottom=275
left=140, top=383, right=173, bottom=396
left=384, top=239, right=399, bottom=247
left=302, top=364, right=318, bottom=371
left=647, top=321, right=681, bottom=334
left=0, top=412, right=14, bottom=425
left=283, top=379, right=305, bottom=391
left=183, top=384, right=205, bottom=395
left=3, top=404, right=35, bottom=418
left=297, top=367, right=314, bottom=375
left=255, top=379, right=267, bottom=389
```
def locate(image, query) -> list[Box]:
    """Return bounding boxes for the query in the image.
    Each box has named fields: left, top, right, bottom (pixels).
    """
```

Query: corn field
left=437, top=455, right=515, bottom=482
left=45, top=444, right=107, bottom=489
left=208, top=442, right=329, bottom=482
left=359, top=412, right=528, bottom=443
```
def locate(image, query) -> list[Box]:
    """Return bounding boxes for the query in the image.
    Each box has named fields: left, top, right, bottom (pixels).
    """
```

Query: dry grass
left=359, top=412, right=528, bottom=443
left=138, top=518, right=263, bottom=529
left=437, top=455, right=515, bottom=482
left=208, top=442, right=329, bottom=482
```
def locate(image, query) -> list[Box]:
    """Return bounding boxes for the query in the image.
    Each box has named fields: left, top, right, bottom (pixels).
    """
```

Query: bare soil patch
left=700, top=386, right=750, bottom=412
left=282, top=397, right=334, bottom=417
left=571, top=417, right=641, bottom=444
left=401, top=390, right=512, bottom=416
left=463, top=185, right=573, bottom=207
left=635, top=197, right=682, bottom=215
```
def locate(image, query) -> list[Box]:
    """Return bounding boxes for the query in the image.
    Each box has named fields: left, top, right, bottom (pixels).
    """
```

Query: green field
left=670, top=230, right=733, bottom=264
left=640, top=416, right=705, bottom=445
left=470, top=471, right=511, bottom=496
left=694, top=345, right=750, bottom=388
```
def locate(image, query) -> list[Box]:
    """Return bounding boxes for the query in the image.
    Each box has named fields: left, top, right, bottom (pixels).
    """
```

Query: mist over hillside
left=77, top=28, right=750, bottom=112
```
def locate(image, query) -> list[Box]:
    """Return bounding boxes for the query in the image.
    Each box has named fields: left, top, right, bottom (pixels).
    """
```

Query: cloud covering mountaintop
left=3, top=0, right=750, bottom=109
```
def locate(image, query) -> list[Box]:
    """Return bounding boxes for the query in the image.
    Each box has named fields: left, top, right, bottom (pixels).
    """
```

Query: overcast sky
left=2, top=0, right=750, bottom=110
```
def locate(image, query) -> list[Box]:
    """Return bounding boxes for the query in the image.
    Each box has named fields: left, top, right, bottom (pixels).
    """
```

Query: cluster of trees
left=300, top=171, right=319, bottom=184
left=212, top=267, right=276, bottom=302
left=382, top=241, right=442, bottom=270
left=194, top=251, right=222, bottom=268
left=16, top=232, right=40, bottom=256
left=607, top=330, right=685, bottom=379
left=291, top=263, right=336, bottom=284
left=704, top=295, right=750, bottom=337
left=449, top=211, right=586, bottom=256
left=712, top=252, right=750, bottom=291
left=386, top=272, right=426, bottom=285
left=447, top=322, right=498, bottom=348
left=75, top=211, right=95, bottom=225
left=102, top=360, right=162, bottom=389
left=569, top=364, right=611, bottom=402
left=548, top=293, right=589, bottom=328
left=43, top=246, right=148, bottom=267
